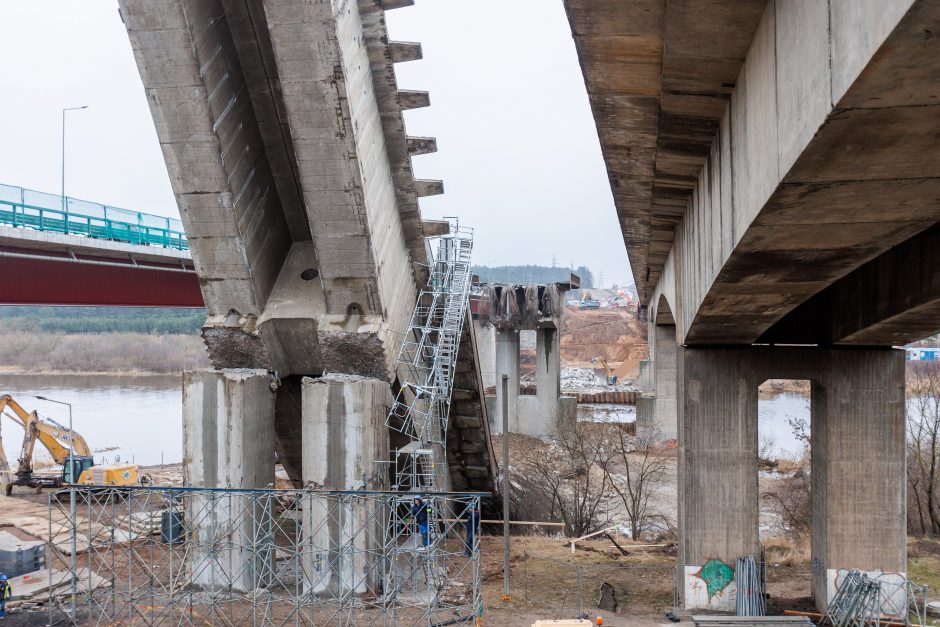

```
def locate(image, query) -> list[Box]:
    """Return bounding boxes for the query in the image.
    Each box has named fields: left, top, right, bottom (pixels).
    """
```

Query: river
left=0, top=374, right=182, bottom=468
left=577, top=391, right=812, bottom=460
left=0, top=374, right=816, bottom=469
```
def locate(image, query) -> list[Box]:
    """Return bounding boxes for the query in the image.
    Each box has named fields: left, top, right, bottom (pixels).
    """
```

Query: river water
left=0, top=374, right=182, bottom=468
left=577, top=392, right=812, bottom=459
left=0, top=374, right=816, bottom=469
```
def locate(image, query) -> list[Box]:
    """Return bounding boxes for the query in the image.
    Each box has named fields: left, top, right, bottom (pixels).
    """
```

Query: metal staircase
left=387, top=219, right=473, bottom=491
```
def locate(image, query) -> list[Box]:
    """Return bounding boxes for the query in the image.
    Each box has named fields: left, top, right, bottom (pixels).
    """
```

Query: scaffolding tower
left=383, top=219, right=476, bottom=620
left=386, top=218, right=474, bottom=491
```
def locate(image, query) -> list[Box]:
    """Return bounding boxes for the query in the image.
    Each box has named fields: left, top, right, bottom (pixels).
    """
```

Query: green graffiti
left=695, top=559, right=734, bottom=598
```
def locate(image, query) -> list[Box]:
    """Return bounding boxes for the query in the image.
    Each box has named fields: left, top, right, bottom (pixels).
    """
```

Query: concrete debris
left=7, top=568, right=108, bottom=603
left=560, top=367, right=638, bottom=394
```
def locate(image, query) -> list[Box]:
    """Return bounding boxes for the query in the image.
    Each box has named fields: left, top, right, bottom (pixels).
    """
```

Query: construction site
left=1, top=0, right=940, bottom=626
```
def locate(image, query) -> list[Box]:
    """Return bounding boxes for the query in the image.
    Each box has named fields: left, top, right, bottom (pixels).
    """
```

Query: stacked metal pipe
left=735, top=555, right=766, bottom=616
left=825, top=570, right=883, bottom=626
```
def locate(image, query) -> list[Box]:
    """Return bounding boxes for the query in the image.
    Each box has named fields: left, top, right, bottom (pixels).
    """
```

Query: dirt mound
left=560, top=306, right=648, bottom=379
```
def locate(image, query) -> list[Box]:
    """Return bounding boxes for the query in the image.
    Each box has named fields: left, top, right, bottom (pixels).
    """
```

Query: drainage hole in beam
left=301, top=268, right=319, bottom=281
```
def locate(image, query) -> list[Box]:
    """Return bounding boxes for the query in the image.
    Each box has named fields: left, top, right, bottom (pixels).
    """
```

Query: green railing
left=0, top=183, right=189, bottom=251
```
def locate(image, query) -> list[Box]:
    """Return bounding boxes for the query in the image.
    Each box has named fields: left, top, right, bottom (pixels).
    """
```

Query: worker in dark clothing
left=464, top=502, right=480, bottom=557
left=0, top=574, right=11, bottom=619
left=410, top=497, right=430, bottom=547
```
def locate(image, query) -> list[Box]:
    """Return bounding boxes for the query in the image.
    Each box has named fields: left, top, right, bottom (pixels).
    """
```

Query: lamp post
left=34, top=395, right=77, bottom=620
left=61, top=106, right=88, bottom=215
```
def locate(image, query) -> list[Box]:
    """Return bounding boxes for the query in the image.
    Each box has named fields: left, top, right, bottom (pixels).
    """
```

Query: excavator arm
left=0, top=395, right=92, bottom=475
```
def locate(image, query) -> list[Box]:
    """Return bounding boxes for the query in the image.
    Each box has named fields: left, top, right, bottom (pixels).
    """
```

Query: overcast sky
left=0, top=1, right=631, bottom=288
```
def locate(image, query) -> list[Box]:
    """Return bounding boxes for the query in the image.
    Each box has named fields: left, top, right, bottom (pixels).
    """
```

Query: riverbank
left=0, top=332, right=208, bottom=374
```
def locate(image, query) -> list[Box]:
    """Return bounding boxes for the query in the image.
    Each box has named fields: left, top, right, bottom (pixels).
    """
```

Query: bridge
left=110, top=0, right=498, bottom=501
left=0, top=183, right=199, bottom=307
left=565, top=0, right=939, bottom=611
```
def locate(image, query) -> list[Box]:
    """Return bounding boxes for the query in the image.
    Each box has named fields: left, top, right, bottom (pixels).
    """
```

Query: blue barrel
left=161, top=511, right=184, bottom=544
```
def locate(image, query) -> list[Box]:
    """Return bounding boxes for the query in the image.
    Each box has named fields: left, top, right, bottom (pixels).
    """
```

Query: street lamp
left=34, top=395, right=77, bottom=620
left=61, top=106, right=88, bottom=214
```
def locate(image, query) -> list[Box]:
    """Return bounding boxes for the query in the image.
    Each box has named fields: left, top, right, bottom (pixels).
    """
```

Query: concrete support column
left=535, top=327, right=561, bottom=404
left=676, top=346, right=906, bottom=612
left=810, top=350, right=906, bottom=611
left=182, top=369, right=276, bottom=592
left=300, top=374, right=392, bottom=596
left=677, top=348, right=759, bottom=611
left=473, top=320, right=497, bottom=390
left=493, top=328, right=519, bottom=434
left=644, top=324, right=678, bottom=440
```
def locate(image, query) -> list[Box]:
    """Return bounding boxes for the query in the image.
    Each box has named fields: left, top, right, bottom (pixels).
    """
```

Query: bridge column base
left=676, top=347, right=905, bottom=613
left=181, top=369, right=277, bottom=592
left=300, top=374, right=392, bottom=595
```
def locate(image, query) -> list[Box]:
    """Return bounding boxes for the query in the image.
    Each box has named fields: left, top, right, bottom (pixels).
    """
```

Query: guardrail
left=0, top=183, right=188, bottom=251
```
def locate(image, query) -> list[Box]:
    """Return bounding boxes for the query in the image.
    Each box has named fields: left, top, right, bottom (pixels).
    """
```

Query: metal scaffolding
left=386, top=218, right=473, bottom=492
left=381, top=218, right=477, bottom=625
left=47, top=486, right=483, bottom=626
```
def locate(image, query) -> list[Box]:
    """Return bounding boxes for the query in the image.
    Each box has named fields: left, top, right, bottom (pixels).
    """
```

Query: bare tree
left=597, top=425, right=669, bottom=541
left=514, top=424, right=611, bottom=537
left=907, top=363, right=940, bottom=536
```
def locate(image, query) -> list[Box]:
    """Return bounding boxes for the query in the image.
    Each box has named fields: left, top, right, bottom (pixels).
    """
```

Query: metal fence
left=491, top=553, right=674, bottom=619
left=47, top=487, right=484, bottom=626
left=0, top=183, right=188, bottom=250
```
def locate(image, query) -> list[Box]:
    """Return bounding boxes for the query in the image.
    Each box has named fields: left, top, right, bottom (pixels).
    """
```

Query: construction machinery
left=599, top=358, right=617, bottom=385
left=578, top=289, right=600, bottom=310
left=0, top=395, right=143, bottom=495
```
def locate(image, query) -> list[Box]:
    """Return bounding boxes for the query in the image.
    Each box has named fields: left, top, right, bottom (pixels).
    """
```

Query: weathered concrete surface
left=472, top=320, right=497, bottom=390
left=566, top=0, right=940, bottom=347
left=447, top=314, right=498, bottom=492
left=119, top=0, right=432, bottom=379
left=492, top=328, right=519, bottom=434
left=762, top=224, right=940, bottom=345
left=677, top=347, right=905, bottom=611
left=181, top=369, right=276, bottom=592
left=644, top=324, right=677, bottom=440
left=488, top=325, right=575, bottom=437
left=301, top=374, right=391, bottom=491
left=182, top=369, right=275, bottom=488
left=300, top=373, right=390, bottom=596
left=563, top=0, right=769, bottom=302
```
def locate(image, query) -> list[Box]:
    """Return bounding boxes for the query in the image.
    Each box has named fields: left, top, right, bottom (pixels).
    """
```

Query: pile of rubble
left=561, top=367, right=638, bottom=394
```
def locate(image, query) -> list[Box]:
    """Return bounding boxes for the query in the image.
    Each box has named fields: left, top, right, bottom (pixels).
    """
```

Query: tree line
left=471, top=264, right=595, bottom=288
left=0, top=306, right=204, bottom=335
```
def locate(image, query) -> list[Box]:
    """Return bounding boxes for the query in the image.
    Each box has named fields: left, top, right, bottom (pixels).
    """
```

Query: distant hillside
left=0, top=306, right=204, bottom=334
left=472, top=264, right=594, bottom=287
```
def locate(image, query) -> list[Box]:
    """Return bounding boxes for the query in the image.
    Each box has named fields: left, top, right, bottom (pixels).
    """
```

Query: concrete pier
left=301, top=374, right=392, bottom=491
left=182, top=369, right=276, bottom=592
left=483, top=282, right=577, bottom=436
left=677, top=347, right=905, bottom=611
left=648, top=324, right=678, bottom=440
left=300, top=374, right=392, bottom=595
left=493, top=329, right=519, bottom=434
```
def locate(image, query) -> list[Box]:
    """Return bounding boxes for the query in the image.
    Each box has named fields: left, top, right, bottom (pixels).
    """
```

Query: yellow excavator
left=0, top=395, right=144, bottom=495
left=599, top=357, right=617, bottom=385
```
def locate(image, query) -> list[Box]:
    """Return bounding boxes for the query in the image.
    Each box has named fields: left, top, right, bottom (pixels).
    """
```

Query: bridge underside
left=567, top=0, right=937, bottom=611
left=0, top=226, right=200, bottom=307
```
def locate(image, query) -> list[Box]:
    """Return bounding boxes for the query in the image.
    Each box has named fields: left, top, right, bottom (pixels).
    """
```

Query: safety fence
left=47, top=487, right=484, bottom=626
left=0, top=183, right=188, bottom=250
